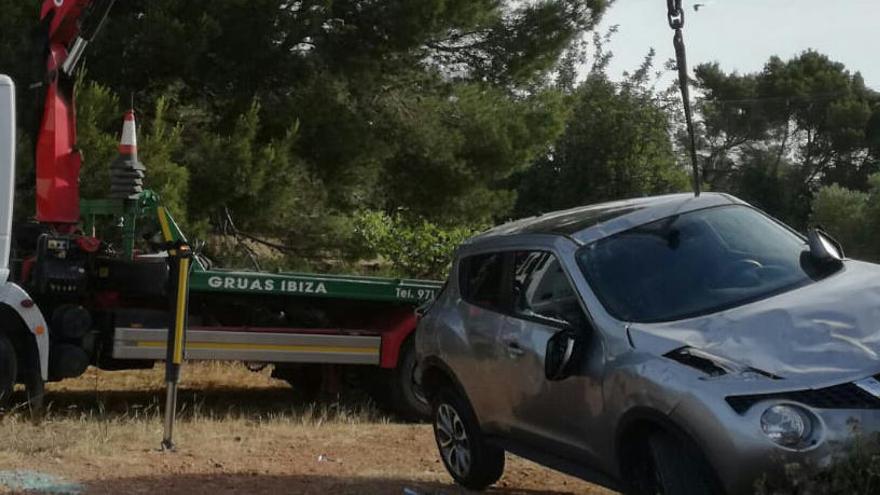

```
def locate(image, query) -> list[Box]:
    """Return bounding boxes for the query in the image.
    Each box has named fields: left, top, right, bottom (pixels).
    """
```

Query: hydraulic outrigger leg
left=162, top=242, right=193, bottom=451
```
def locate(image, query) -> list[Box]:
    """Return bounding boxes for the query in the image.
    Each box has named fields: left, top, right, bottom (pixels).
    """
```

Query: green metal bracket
left=82, top=189, right=167, bottom=260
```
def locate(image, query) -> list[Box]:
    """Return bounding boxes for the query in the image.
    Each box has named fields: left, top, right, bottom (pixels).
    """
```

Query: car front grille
left=726, top=381, right=880, bottom=414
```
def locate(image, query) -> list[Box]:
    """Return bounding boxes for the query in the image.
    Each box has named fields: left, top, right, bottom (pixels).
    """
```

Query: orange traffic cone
left=109, top=110, right=146, bottom=200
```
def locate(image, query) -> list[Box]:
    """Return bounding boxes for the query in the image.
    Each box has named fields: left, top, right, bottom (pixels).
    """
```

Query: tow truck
left=0, top=0, right=441, bottom=419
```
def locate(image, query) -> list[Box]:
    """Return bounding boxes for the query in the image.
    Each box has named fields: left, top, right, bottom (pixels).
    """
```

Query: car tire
left=0, top=334, right=18, bottom=410
left=432, top=389, right=505, bottom=490
left=631, top=430, right=718, bottom=495
left=389, top=338, right=431, bottom=421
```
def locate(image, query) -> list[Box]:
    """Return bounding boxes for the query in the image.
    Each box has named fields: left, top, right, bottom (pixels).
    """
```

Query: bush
left=812, top=174, right=880, bottom=261
left=355, top=211, right=483, bottom=280
left=756, top=432, right=880, bottom=495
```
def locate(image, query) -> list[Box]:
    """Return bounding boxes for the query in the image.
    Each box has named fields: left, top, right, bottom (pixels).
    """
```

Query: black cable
left=668, top=0, right=701, bottom=196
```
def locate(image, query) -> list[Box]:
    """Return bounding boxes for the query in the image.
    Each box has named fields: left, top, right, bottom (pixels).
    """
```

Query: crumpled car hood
left=628, top=260, right=880, bottom=382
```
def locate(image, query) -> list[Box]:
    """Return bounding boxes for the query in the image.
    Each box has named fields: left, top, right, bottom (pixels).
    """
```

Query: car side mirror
left=807, top=228, right=844, bottom=264
left=545, top=326, right=583, bottom=381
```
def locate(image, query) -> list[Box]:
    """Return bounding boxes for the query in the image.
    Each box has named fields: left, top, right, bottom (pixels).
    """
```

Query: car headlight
left=761, top=404, right=812, bottom=448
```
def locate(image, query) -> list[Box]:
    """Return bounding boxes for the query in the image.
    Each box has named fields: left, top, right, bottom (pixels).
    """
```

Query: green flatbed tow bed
left=191, top=268, right=442, bottom=304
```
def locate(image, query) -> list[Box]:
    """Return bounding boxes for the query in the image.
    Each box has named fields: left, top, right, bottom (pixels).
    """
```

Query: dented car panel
left=417, top=192, right=880, bottom=494
left=629, top=260, right=880, bottom=383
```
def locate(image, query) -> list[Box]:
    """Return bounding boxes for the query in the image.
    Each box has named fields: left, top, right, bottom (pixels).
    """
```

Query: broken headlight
left=761, top=404, right=812, bottom=448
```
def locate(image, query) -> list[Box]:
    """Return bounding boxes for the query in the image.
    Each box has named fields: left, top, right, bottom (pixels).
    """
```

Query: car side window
left=513, top=251, right=586, bottom=328
left=460, top=252, right=506, bottom=312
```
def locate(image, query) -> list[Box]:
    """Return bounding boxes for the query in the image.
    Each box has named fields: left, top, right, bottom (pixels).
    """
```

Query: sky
left=598, top=0, right=878, bottom=90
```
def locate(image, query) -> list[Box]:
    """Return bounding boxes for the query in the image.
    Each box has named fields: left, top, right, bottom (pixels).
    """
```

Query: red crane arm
left=41, top=0, right=92, bottom=47
left=35, top=0, right=114, bottom=228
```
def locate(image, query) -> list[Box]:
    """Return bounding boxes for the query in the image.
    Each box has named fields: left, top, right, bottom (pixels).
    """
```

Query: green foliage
left=756, top=433, right=880, bottom=495
left=693, top=51, right=880, bottom=227
left=1, top=0, right=610, bottom=276
left=76, top=77, right=120, bottom=201
left=355, top=211, right=482, bottom=279
left=188, top=103, right=307, bottom=229
left=379, top=83, right=570, bottom=224
left=7, top=1, right=879, bottom=281
left=812, top=174, right=880, bottom=261
left=141, top=97, right=188, bottom=220
left=515, top=71, right=689, bottom=216
left=76, top=77, right=190, bottom=222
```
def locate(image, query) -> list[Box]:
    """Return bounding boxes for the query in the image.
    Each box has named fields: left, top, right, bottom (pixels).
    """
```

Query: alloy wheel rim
left=436, top=403, right=471, bottom=477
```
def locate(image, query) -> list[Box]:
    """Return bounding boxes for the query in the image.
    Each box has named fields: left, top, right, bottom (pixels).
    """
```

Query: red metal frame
left=378, top=309, right=418, bottom=369
left=35, top=0, right=96, bottom=226
left=36, top=74, right=80, bottom=226
left=41, top=1, right=92, bottom=41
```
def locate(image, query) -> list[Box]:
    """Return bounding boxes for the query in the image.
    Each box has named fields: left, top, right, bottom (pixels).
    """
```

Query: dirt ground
left=0, top=363, right=612, bottom=494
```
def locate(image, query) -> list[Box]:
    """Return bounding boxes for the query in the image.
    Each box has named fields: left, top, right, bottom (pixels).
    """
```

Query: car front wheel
left=432, top=390, right=504, bottom=490
left=630, top=430, right=719, bottom=495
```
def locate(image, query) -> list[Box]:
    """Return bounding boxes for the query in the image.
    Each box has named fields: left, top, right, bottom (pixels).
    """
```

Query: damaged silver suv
left=415, top=192, right=879, bottom=495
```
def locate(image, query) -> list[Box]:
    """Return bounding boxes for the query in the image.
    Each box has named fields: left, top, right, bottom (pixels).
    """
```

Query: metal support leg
left=162, top=382, right=178, bottom=450
left=161, top=243, right=192, bottom=451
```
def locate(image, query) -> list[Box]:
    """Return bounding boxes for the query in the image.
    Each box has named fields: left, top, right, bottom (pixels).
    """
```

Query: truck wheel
left=432, top=389, right=505, bottom=490
left=630, top=430, right=718, bottom=495
left=389, top=338, right=431, bottom=421
left=0, top=334, right=17, bottom=409
left=273, top=364, right=322, bottom=402
left=24, top=371, right=45, bottom=419
left=48, top=344, right=89, bottom=380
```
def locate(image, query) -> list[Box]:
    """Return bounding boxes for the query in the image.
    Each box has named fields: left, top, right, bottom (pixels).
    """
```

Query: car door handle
left=505, top=341, right=525, bottom=358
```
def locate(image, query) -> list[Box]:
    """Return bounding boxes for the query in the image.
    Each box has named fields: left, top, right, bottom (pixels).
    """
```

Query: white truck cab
left=0, top=75, right=15, bottom=283
left=0, top=75, right=50, bottom=410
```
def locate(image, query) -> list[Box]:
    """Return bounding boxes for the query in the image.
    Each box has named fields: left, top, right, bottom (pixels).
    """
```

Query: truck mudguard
left=0, top=283, right=50, bottom=380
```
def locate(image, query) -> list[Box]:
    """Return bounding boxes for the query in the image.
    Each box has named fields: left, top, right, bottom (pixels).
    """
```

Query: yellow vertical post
left=162, top=243, right=191, bottom=451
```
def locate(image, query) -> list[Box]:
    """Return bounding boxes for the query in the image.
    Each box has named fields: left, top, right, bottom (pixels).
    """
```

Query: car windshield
left=576, top=205, right=831, bottom=323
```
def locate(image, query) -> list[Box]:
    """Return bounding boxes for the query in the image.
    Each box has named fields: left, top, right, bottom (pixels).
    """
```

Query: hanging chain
left=668, top=0, right=701, bottom=196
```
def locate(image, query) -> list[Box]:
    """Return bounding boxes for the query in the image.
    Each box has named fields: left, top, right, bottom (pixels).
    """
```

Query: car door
left=454, top=251, right=513, bottom=431
left=496, top=250, right=605, bottom=465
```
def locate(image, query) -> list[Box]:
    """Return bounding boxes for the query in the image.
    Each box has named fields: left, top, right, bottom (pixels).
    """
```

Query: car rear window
left=459, top=252, right=505, bottom=311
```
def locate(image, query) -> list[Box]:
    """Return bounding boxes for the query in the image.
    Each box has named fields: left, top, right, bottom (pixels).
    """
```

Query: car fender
left=417, top=355, right=471, bottom=404
left=0, top=282, right=49, bottom=380
left=614, top=404, right=723, bottom=483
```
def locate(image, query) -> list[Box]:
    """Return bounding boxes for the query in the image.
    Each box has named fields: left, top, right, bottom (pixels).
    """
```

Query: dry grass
left=0, top=400, right=388, bottom=461
left=0, top=362, right=609, bottom=494
left=0, top=362, right=389, bottom=465
left=2, top=362, right=387, bottom=459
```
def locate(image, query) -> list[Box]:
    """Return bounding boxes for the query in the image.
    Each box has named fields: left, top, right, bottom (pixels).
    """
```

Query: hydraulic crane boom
left=35, top=0, right=115, bottom=228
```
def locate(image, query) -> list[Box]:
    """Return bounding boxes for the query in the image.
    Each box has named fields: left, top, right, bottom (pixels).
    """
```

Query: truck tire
left=48, top=344, right=89, bottom=380
left=389, top=338, right=431, bottom=421
left=50, top=304, right=92, bottom=341
left=0, top=334, right=17, bottom=409
left=24, top=371, right=44, bottom=419
left=432, top=389, right=505, bottom=490
left=273, top=364, right=322, bottom=402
